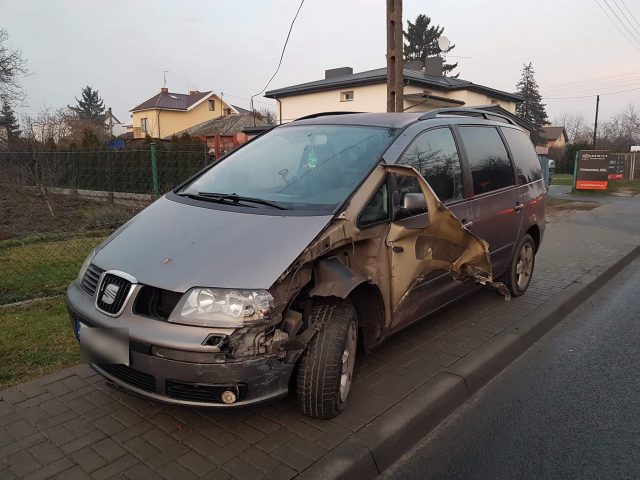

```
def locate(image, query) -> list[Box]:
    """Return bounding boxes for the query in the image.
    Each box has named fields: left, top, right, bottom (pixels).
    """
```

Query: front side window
left=459, top=126, right=514, bottom=195
left=359, top=182, right=389, bottom=226
left=181, top=125, right=397, bottom=214
left=501, top=127, right=543, bottom=185
left=398, top=128, right=463, bottom=203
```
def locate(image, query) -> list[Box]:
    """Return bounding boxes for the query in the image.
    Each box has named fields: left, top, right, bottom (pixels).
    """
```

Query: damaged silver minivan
left=67, top=108, right=546, bottom=418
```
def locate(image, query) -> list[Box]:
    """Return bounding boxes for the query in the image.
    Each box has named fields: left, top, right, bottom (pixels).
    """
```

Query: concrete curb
left=303, top=243, right=640, bottom=479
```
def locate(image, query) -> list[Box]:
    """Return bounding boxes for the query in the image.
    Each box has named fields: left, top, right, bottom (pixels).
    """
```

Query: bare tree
left=553, top=112, right=589, bottom=143
left=23, top=108, right=73, bottom=145
left=251, top=107, right=277, bottom=125
left=0, top=29, right=28, bottom=104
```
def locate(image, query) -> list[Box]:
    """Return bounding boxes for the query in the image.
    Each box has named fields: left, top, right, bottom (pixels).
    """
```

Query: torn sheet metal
left=382, top=164, right=511, bottom=303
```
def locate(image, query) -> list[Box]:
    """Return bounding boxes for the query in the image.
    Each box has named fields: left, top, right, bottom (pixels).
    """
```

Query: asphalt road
left=384, top=255, right=640, bottom=480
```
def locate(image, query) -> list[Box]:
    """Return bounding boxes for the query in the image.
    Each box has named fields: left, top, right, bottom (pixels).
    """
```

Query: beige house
left=539, top=126, right=568, bottom=149
left=265, top=66, right=524, bottom=124
left=130, top=88, right=238, bottom=139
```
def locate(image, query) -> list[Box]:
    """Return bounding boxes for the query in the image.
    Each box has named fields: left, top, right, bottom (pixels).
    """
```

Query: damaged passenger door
left=383, top=164, right=498, bottom=330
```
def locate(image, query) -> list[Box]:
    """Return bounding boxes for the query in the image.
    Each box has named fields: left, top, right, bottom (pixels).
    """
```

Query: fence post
left=150, top=142, right=159, bottom=199
left=572, top=150, right=579, bottom=192
left=203, top=142, right=208, bottom=167
left=107, top=149, right=114, bottom=203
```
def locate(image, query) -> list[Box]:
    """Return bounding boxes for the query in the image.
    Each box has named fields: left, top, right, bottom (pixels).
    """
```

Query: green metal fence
left=0, top=143, right=209, bottom=197
left=0, top=144, right=211, bottom=305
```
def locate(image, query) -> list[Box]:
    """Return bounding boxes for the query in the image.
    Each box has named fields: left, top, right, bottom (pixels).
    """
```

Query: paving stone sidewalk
left=1, top=199, right=639, bottom=480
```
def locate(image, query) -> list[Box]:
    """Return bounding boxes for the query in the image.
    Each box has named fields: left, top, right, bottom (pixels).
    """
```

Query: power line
left=620, top=0, right=640, bottom=32
left=250, top=0, right=306, bottom=114
left=543, top=85, right=640, bottom=99
left=595, top=0, right=640, bottom=52
left=612, top=0, right=640, bottom=41
left=541, top=71, right=640, bottom=92
left=542, top=70, right=640, bottom=89
left=611, top=0, right=640, bottom=42
left=600, top=0, right=640, bottom=49
left=543, top=78, right=640, bottom=96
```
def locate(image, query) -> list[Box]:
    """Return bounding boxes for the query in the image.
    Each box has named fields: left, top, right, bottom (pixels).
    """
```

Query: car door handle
left=514, top=202, right=524, bottom=212
left=461, top=219, right=473, bottom=228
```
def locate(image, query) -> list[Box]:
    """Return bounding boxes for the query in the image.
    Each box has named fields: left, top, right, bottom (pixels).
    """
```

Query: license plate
left=78, top=322, right=130, bottom=366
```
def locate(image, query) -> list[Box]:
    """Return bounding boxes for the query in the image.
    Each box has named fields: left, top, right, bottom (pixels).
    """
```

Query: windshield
left=180, top=124, right=397, bottom=213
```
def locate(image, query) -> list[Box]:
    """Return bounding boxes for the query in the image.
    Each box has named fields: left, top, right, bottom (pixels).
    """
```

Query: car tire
left=297, top=299, right=358, bottom=419
left=500, top=233, right=536, bottom=296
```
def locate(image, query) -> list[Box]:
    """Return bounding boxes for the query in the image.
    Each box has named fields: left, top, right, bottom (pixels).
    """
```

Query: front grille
left=133, top=286, right=183, bottom=320
left=97, top=362, right=156, bottom=392
left=80, top=264, right=104, bottom=296
left=166, top=380, right=246, bottom=403
left=96, top=274, right=133, bottom=315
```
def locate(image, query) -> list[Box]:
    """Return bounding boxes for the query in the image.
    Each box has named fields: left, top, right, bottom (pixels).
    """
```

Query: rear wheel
left=500, top=233, right=536, bottom=296
left=297, top=299, right=357, bottom=419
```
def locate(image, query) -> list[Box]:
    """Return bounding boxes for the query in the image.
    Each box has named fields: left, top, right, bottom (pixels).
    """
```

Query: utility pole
left=592, top=95, right=600, bottom=149
left=107, top=107, right=113, bottom=137
left=386, top=0, right=403, bottom=113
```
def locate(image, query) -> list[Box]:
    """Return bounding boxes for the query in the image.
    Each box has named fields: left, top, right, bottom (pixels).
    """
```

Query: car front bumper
left=66, top=281, right=294, bottom=407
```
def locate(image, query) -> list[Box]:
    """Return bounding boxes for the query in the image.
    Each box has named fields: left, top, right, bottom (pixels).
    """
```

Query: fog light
left=221, top=390, right=237, bottom=404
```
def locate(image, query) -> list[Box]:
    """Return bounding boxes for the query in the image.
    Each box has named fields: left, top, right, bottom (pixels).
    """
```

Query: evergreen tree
left=69, top=86, right=105, bottom=123
left=515, top=63, right=548, bottom=133
left=1, top=96, right=20, bottom=139
left=403, top=14, right=458, bottom=77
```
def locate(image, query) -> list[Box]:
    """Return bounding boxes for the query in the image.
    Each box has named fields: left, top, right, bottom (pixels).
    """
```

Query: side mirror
left=401, top=192, right=428, bottom=216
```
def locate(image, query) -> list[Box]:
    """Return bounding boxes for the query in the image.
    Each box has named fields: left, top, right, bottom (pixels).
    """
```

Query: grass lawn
left=0, top=231, right=109, bottom=305
left=0, top=297, right=79, bottom=389
left=552, top=173, right=574, bottom=186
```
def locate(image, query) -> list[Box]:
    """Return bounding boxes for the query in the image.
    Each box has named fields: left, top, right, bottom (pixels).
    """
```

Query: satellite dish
left=438, top=36, right=450, bottom=52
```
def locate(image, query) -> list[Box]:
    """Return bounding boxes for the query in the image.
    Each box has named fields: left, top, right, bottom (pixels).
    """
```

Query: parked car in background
left=67, top=108, right=546, bottom=418
left=536, top=146, right=554, bottom=187
left=548, top=159, right=556, bottom=185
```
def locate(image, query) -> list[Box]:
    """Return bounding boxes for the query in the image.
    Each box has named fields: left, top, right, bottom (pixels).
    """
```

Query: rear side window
left=459, top=126, right=514, bottom=195
left=501, top=127, right=543, bottom=185
left=398, top=128, right=463, bottom=203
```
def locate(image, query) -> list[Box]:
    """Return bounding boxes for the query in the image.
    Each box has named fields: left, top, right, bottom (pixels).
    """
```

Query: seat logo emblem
left=102, top=284, right=119, bottom=305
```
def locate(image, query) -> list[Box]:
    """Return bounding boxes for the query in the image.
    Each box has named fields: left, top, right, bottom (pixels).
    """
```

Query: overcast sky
left=3, top=0, right=640, bottom=126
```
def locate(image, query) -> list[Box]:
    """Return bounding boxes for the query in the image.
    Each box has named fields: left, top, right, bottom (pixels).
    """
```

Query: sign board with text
left=607, top=153, right=625, bottom=180
left=576, top=150, right=610, bottom=190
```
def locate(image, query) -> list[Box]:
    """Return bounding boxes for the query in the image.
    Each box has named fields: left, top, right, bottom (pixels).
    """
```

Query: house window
left=340, top=91, right=354, bottom=102
left=223, top=107, right=232, bottom=115
left=141, top=118, right=148, bottom=133
left=209, top=99, right=215, bottom=111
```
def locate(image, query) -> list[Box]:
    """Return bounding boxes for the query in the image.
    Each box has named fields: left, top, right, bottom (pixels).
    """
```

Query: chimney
left=160, top=87, right=169, bottom=94
left=424, top=57, right=444, bottom=77
left=404, top=60, right=424, bottom=72
left=325, top=67, right=353, bottom=80
left=189, top=90, right=200, bottom=95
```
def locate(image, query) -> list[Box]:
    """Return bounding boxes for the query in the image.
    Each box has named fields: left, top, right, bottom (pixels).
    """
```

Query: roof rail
left=294, top=111, right=363, bottom=121
left=418, top=108, right=516, bottom=125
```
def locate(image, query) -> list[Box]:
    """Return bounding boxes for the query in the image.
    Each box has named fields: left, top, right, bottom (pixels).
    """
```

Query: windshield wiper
left=196, top=192, right=289, bottom=210
left=175, top=192, right=255, bottom=208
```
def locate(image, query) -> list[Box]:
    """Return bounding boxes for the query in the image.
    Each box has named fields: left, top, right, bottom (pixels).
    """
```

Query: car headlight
left=168, top=288, right=274, bottom=328
left=77, top=249, right=96, bottom=283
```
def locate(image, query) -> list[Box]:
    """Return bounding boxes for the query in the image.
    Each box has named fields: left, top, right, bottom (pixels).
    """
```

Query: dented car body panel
left=67, top=111, right=546, bottom=408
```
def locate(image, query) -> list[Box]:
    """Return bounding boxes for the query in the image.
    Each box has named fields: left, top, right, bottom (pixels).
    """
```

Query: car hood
left=93, top=196, right=333, bottom=292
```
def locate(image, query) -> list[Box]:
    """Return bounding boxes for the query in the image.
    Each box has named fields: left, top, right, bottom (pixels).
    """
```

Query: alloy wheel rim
left=339, top=320, right=357, bottom=403
left=515, top=243, right=534, bottom=290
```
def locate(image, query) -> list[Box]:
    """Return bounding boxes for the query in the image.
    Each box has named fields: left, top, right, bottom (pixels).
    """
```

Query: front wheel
left=500, top=233, right=536, bottom=296
left=297, top=299, right=358, bottom=419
